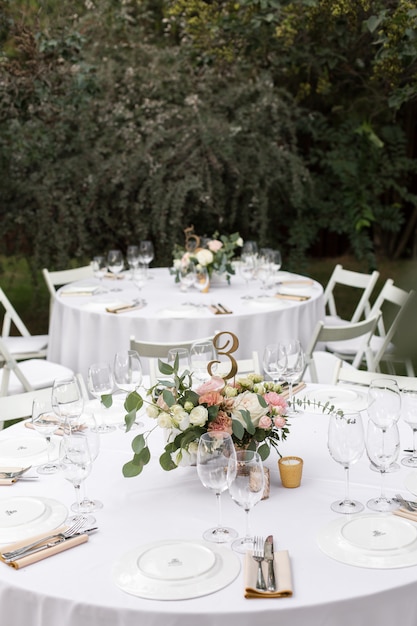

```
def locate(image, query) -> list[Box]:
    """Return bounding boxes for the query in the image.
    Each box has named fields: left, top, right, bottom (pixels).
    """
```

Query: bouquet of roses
left=122, top=358, right=290, bottom=478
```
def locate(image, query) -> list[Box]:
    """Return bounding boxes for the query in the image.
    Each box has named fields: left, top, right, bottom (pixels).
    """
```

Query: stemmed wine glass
left=328, top=411, right=365, bottom=513
left=195, top=266, right=209, bottom=293
left=366, top=420, right=400, bottom=512
left=262, top=343, right=286, bottom=384
left=113, top=350, right=144, bottom=429
left=51, top=375, right=84, bottom=432
left=107, top=249, right=124, bottom=290
left=179, top=265, right=197, bottom=292
left=138, top=240, right=154, bottom=279
left=401, top=390, right=417, bottom=468
left=87, top=363, right=116, bottom=433
left=190, top=341, right=215, bottom=385
left=367, top=378, right=401, bottom=472
left=167, top=348, right=191, bottom=378
left=277, top=339, right=305, bottom=416
left=197, top=432, right=238, bottom=543
left=59, top=432, right=95, bottom=525
left=91, top=255, right=107, bottom=292
left=31, top=398, right=61, bottom=474
left=126, top=245, right=140, bottom=278
left=227, top=449, right=265, bottom=553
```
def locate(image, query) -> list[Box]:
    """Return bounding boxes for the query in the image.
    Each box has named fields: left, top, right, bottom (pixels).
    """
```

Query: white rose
left=173, top=259, right=182, bottom=270
left=146, top=404, right=160, bottom=419
left=177, top=411, right=190, bottom=431
left=171, top=447, right=193, bottom=467
left=189, top=405, right=209, bottom=426
left=231, top=391, right=269, bottom=427
left=195, top=249, right=213, bottom=266
left=157, top=413, right=174, bottom=429
left=237, top=237, right=244, bottom=247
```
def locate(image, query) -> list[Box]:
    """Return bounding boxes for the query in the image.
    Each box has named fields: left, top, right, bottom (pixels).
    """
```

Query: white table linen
left=1, top=384, right=417, bottom=626
left=47, top=268, right=324, bottom=379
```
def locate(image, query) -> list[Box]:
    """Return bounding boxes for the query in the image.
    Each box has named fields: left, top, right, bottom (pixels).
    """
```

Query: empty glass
left=262, top=343, right=285, bottom=384
left=138, top=240, right=154, bottom=279
left=87, top=363, right=116, bottom=433
left=31, top=399, right=60, bottom=474
left=126, top=246, right=140, bottom=277
left=277, top=339, right=305, bottom=416
left=195, top=266, right=210, bottom=293
left=366, top=420, right=400, bottom=512
left=179, top=265, right=197, bottom=292
left=91, top=255, right=107, bottom=292
left=51, top=375, right=84, bottom=431
left=113, top=350, right=144, bottom=429
left=107, top=249, right=124, bottom=290
left=401, top=390, right=417, bottom=468
left=190, top=341, right=215, bottom=385
left=167, top=348, right=191, bottom=378
left=367, top=378, right=401, bottom=472
left=59, top=432, right=95, bottom=525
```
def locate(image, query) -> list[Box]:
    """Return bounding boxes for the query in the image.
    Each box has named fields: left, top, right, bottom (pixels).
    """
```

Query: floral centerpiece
left=121, top=357, right=290, bottom=478
left=171, top=226, right=243, bottom=284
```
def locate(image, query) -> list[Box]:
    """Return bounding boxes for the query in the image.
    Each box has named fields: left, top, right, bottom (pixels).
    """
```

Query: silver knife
left=264, top=535, right=276, bottom=591
left=3, top=528, right=98, bottom=563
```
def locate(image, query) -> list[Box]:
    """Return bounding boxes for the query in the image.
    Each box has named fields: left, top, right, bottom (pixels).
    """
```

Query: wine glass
left=366, top=420, right=400, bottom=512
left=197, top=432, right=238, bottom=543
left=262, top=343, right=286, bottom=384
left=277, top=339, right=305, bottom=416
left=227, top=449, right=265, bottom=553
left=241, top=241, right=258, bottom=257
left=138, top=240, right=154, bottom=279
left=179, top=265, right=197, bottom=292
left=132, top=266, right=146, bottom=294
left=87, top=363, right=116, bottom=433
left=59, top=432, right=95, bottom=524
left=328, top=411, right=365, bottom=513
left=113, top=350, right=144, bottom=429
left=401, top=390, right=417, bottom=467
left=167, top=348, right=191, bottom=378
left=31, top=399, right=60, bottom=474
left=190, top=341, right=215, bottom=385
left=126, top=246, right=140, bottom=277
left=107, top=249, right=124, bottom=290
left=91, top=255, right=107, bottom=292
left=51, top=375, right=84, bottom=431
left=367, top=378, right=401, bottom=472
left=239, top=256, right=256, bottom=287
left=195, top=266, right=209, bottom=293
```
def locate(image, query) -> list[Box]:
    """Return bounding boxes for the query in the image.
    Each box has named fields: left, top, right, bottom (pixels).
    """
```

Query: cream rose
left=157, top=412, right=174, bottom=429
left=146, top=404, right=160, bottom=419
left=189, top=405, right=209, bottom=426
left=195, top=248, right=213, bottom=266
left=231, top=391, right=269, bottom=427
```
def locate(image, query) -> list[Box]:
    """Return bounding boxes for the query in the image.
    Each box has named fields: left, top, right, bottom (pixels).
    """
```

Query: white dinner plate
left=317, top=513, right=417, bottom=568
left=0, top=437, right=59, bottom=467
left=302, top=387, right=368, bottom=413
left=0, top=496, right=68, bottom=544
left=113, top=539, right=241, bottom=600
left=404, top=471, right=417, bottom=498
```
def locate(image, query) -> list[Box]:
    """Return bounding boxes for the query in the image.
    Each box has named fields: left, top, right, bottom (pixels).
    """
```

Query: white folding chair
left=0, top=387, right=52, bottom=430
left=0, top=287, right=48, bottom=362
left=334, top=362, right=417, bottom=392
left=303, top=313, right=381, bottom=383
left=326, top=279, right=415, bottom=376
left=0, top=337, right=74, bottom=397
left=42, top=265, right=94, bottom=319
left=324, top=264, right=380, bottom=325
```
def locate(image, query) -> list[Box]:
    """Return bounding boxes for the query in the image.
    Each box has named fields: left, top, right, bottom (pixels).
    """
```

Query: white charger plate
left=303, top=387, right=368, bottom=413
left=0, top=496, right=67, bottom=544
left=317, top=514, right=417, bottom=568
left=113, top=539, right=241, bottom=600
left=0, top=437, right=59, bottom=466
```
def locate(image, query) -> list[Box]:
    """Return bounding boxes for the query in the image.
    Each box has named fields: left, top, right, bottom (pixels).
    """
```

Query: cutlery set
left=209, top=303, right=233, bottom=315
left=252, top=535, right=276, bottom=591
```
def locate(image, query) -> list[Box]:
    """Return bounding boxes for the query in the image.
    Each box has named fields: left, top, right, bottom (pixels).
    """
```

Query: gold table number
left=208, top=331, right=239, bottom=380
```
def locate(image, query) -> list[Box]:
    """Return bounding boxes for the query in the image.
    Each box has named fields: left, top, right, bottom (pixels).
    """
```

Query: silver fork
left=1, top=516, right=87, bottom=560
left=253, top=536, right=267, bottom=591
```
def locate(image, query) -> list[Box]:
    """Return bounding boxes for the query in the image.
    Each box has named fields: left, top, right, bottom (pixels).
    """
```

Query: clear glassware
left=179, top=265, right=197, bottom=292
left=195, top=266, right=209, bottom=293
left=239, top=256, right=257, bottom=290
left=227, top=449, right=265, bottom=554
left=87, top=363, right=116, bottom=433
left=132, top=266, right=146, bottom=294
left=277, top=339, right=305, bottom=416
left=59, top=432, right=95, bottom=524
left=401, top=390, right=417, bottom=467
left=197, top=432, right=238, bottom=544
left=31, top=398, right=60, bottom=474
left=262, top=343, right=286, bottom=384
left=241, top=241, right=258, bottom=257
left=167, top=348, right=191, bottom=378
left=51, top=375, right=84, bottom=432
left=328, top=411, right=365, bottom=513
left=126, top=245, right=140, bottom=277
left=138, top=240, right=154, bottom=279
left=106, top=249, right=124, bottom=291
left=366, top=420, right=401, bottom=512
left=367, top=378, right=401, bottom=471
left=91, top=255, right=107, bottom=292
left=113, top=350, right=144, bottom=429
left=190, top=341, right=215, bottom=385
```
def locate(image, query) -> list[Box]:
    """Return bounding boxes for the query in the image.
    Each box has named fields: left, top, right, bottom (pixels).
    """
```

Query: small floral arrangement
left=171, top=227, right=243, bottom=284
left=122, top=359, right=290, bottom=478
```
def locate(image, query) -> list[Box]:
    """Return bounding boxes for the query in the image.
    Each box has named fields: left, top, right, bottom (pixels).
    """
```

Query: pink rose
left=199, top=391, right=224, bottom=407
left=264, top=392, right=287, bottom=415
left=259, top=415, right=272, bottom=429
left=207, top=239, right=223, bottom=253
left=207, top=410, right=233, bottom=434
left=197, top=377, right=225, bottom=395
left=274, top=416, right=287, bottom=428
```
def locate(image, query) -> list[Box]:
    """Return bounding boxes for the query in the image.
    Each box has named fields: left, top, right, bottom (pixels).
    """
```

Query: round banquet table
left=46, top=267, right=324, bottom=379
left=2, top=383, right=417, bottom=626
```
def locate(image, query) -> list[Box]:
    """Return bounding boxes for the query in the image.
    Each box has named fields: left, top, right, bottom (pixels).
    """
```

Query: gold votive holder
left=278, top=456, right=303, bottom=488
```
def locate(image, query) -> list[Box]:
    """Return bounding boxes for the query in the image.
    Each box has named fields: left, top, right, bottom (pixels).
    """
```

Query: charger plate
left=0, top=496, right=67, bottom=544
left=113, top=539, right=241, bottom=600
left=317, top=513, right=417, bottom=568
left=0, top=437, right=59, bottom=467
left=303, top=387, right=368, bottom=413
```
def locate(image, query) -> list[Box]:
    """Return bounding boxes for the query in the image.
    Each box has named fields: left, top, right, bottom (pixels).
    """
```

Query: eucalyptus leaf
left=162, top=389, right=176, bottom=407
left=158, top=360, right=174, bottom=375
left=131, top=433, right=146, bottom=454
left=122, top=459, right=144, bottom=477
left=257, top=442, right=270, bottom=460
left=232, top=418, right=245, bottom=440
left=124, top=391, right=143, bottom=412
left=240, top=409, right=256, bottom=435
left=125, top=410, right=137, bottom=432
left=159, top=450, right=177, bottom=471
left=101, top=394, right=113, bottom=408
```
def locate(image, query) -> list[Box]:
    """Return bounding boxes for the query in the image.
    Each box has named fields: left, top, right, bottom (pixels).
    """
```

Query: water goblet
left=190, top=341, right=215, bottom=385
left=113, top=350, right=144, bottom=429
left=239, top=256, right=256, bottom=288
left=91, top=255, right=107, bottom=292
left=51, top=375, right=84, bottom=431
left=262, top=343, right=286, bottom=385
left=167, top=348, right=191, bottom=379
left=241, top=241, right=258, bottom=257
left=277, top=339, right=305, bottom=416
left=106, top=249, right=124, bottom=291
left=328, top=411, right=365, bottom=513
left=197, top=432, right=238, bottom=543
left=179, top=265, right=197, bottom=292
left=31, top=399, right=60, bottom=474
left=138, top=240, right=154, bottom=279
left=401, top=390, right=417, bottom=468
left=367, top=378, right=401, bottom=472
left=126, top=245, right=140, bottom=277
left=87, top=363, right=116, bottom=433
left=195, top=266, right=209, bottom=293
left=227, top=449, right=265, bottom=554
left=59, top=432, right=95, bottom=525
left=366, top=420, right=401, bottom=512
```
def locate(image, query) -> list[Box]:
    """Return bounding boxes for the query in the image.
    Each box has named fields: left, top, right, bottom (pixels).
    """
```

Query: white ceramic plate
left=303, top=387, right=368, bottom=413
left=0, top=437, right=59, bottom=466
left=113, top=539, right=241, bottom=600
left=317, top=514, right=417, bottom=568
left=0, top=496, right=68, bottom=544
left=404, top=471, right=417, bottom=498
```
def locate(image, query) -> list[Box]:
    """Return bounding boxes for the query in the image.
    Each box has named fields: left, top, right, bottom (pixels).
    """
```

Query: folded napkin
left=104, top=273, right=124, bottom=280
left=0, top=526, right=89, bottom=569
left=281, top=382, right=306, bottom=400
left=60, top=286, right=99, bottom=296
left=106, top=302, right=144, bottom=314
left=274, top=293, right=311, bottom=302
left=393, top=508, right=417, bottom=522
left=244, top=550, right=293, bottom=599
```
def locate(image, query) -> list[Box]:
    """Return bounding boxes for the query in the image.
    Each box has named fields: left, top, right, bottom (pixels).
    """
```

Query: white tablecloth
left=1, top=384, right=417, bottom=626
left=47, top=268, right=324, bottom=379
